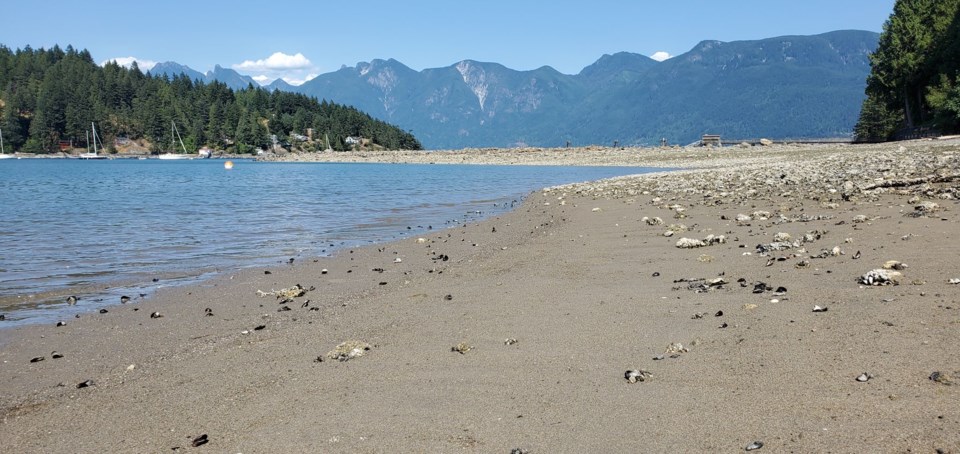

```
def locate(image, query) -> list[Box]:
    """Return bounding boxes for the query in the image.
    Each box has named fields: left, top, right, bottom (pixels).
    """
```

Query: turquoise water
left=0, top=158, right=657, bottom=324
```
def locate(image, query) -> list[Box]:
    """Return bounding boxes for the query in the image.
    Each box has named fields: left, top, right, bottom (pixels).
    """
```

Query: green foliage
left=857, top=0, right=960, bottom=140
left=0, top=45, right=421, bottom=153
left=854, top=95, right=903, bottom=142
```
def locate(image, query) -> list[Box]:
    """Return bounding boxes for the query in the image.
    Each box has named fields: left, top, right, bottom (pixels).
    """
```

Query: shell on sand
left=882, top=260, right=907, bottom=270
left=257, top=284, right=307, bottom=299
left=451, top=342, right=473, bottom=354
left=624, top=369, right=653, bottom=383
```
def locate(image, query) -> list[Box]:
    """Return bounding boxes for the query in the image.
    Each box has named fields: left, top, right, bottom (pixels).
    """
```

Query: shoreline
left=1, top=140, right=958, bottom=452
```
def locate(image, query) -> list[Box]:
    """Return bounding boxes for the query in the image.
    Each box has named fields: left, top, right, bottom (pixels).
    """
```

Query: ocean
left=0, top=158, right=658, bottom=324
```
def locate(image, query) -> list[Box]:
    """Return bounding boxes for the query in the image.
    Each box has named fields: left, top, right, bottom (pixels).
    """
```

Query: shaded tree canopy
left=855, top=0, right=960, bottom=141
left=0, top=45, right=421, bottom=153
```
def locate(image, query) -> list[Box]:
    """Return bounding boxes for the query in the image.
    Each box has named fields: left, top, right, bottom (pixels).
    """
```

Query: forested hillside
left=287, top=31, right=877, bottom=148
left=855, top=0, right=960, bottom=141
left=0, top=45, right=421, bottom=153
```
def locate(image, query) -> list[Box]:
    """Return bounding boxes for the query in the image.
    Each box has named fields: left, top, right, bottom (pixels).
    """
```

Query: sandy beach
left=1, top=140, right=959, bottom=452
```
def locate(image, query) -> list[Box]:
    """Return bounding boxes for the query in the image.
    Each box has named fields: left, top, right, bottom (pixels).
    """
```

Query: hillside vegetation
left=0, top=45, right=421, bottom=153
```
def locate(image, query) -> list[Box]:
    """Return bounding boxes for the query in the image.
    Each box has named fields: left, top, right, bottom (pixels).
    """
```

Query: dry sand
left=1, top=140, right=959, bottom=453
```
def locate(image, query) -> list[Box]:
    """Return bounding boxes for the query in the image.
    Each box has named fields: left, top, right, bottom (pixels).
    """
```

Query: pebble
left=191, top=434, right=209, bottom=447
left=856, top=372, right=872, bottom=382
left=30, top=356, right=45, bottom=363
left=120, top=295, right=131, bottom=304
left=150, top=311, right=163, bottom=319
left=929, top=371, right=955, bottom=385
left=745, top=441, right=764, bottom=451
left=504, top=338, right=518, bottom=345
left=66, top=295, right=78, bottom=305
left=812, top=305, right=828, bottom=312
left=76, top=380, right=94, bottom=389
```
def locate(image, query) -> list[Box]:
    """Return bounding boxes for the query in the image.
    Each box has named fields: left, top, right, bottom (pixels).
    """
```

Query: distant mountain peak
left=150, top=29, right=879, bottom=149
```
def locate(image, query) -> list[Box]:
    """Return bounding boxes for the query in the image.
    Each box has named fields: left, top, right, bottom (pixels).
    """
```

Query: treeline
left=0, top=45, right=421, bottom=153
left=855, top=0, right=960, bottom=141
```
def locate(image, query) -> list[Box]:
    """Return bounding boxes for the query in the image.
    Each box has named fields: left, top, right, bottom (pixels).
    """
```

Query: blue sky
left=2, top=1, right=895, bottom=85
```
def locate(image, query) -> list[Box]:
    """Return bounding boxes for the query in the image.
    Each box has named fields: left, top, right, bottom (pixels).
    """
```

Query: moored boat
left=78, top=123, right=108, bottom=160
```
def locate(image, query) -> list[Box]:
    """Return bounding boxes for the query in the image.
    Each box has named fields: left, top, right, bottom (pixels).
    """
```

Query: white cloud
left=282, top=73, right=318, bottom=86
left=650, top=51, right=673, bottom=62
left=252, top=75, right=271, bottom=85
left=101, top=56, right=156, bottom=71
left=233, top=52, right=312, bottom=71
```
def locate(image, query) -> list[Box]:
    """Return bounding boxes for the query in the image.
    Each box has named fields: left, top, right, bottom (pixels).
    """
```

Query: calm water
left=0, top=158, right=657, bottom=324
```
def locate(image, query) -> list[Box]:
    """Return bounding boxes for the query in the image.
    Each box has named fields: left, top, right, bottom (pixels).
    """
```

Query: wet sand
left=1, top=140, right=959, bottom=452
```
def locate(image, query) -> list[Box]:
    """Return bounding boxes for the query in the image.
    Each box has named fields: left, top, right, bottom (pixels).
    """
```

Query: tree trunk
left=916, top=88, right=925, bottom=123
left=904, top=87, right=915, bottom=128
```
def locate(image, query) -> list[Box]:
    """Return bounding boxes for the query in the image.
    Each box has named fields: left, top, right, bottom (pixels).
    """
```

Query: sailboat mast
left=92, top=122, right=98, bottom=155
left=174, top=122, right=187, bottom=153
left=1, top=127, right=5, bottom=153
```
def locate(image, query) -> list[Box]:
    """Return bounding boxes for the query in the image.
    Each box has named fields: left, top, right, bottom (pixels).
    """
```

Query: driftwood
left=860, top=174, right=960, bottom=191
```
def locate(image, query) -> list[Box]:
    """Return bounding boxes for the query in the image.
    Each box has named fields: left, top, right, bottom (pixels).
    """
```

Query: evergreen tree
left=857, top=0, right=960, bottom=140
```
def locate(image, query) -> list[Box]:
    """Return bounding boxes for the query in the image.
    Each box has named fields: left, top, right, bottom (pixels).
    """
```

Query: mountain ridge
left=153, top=30, right=880, bottom=148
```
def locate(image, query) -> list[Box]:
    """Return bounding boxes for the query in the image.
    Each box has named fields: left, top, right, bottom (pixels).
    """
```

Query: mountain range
left=150, top=30, right=879, bottom=149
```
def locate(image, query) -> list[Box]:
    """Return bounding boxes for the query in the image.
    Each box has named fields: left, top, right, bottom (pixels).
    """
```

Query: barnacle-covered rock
left=451, top=342, right=473, bottom=354
left=907, top=201, right=941, bottom=217
left=752, top=210, right=771, bottom=220
left=642, top=216, right=664, bottom=226
left=665, top=342, right=689, bottom=355
left=676, top=238, right=706, bottom=249
left=859, top=269, right=903, bottom=286
left=326, top=340, right=372, bottom=361
left=773, top=232, right=792, bottom=242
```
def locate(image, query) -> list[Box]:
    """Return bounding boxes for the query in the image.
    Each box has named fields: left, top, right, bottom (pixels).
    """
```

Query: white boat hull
left=157, top=153, right=194, bottom=160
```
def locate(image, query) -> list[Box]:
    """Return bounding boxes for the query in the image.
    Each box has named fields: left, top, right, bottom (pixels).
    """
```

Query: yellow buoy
left=224, top=160, right=234, bottom=170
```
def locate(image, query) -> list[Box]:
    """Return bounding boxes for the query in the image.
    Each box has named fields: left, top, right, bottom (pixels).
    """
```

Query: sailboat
left=157, top=121, right=193, bottom=160
left=78, top=123, right=108, bottom=160
left=0, top=127, right=13, bottom=159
